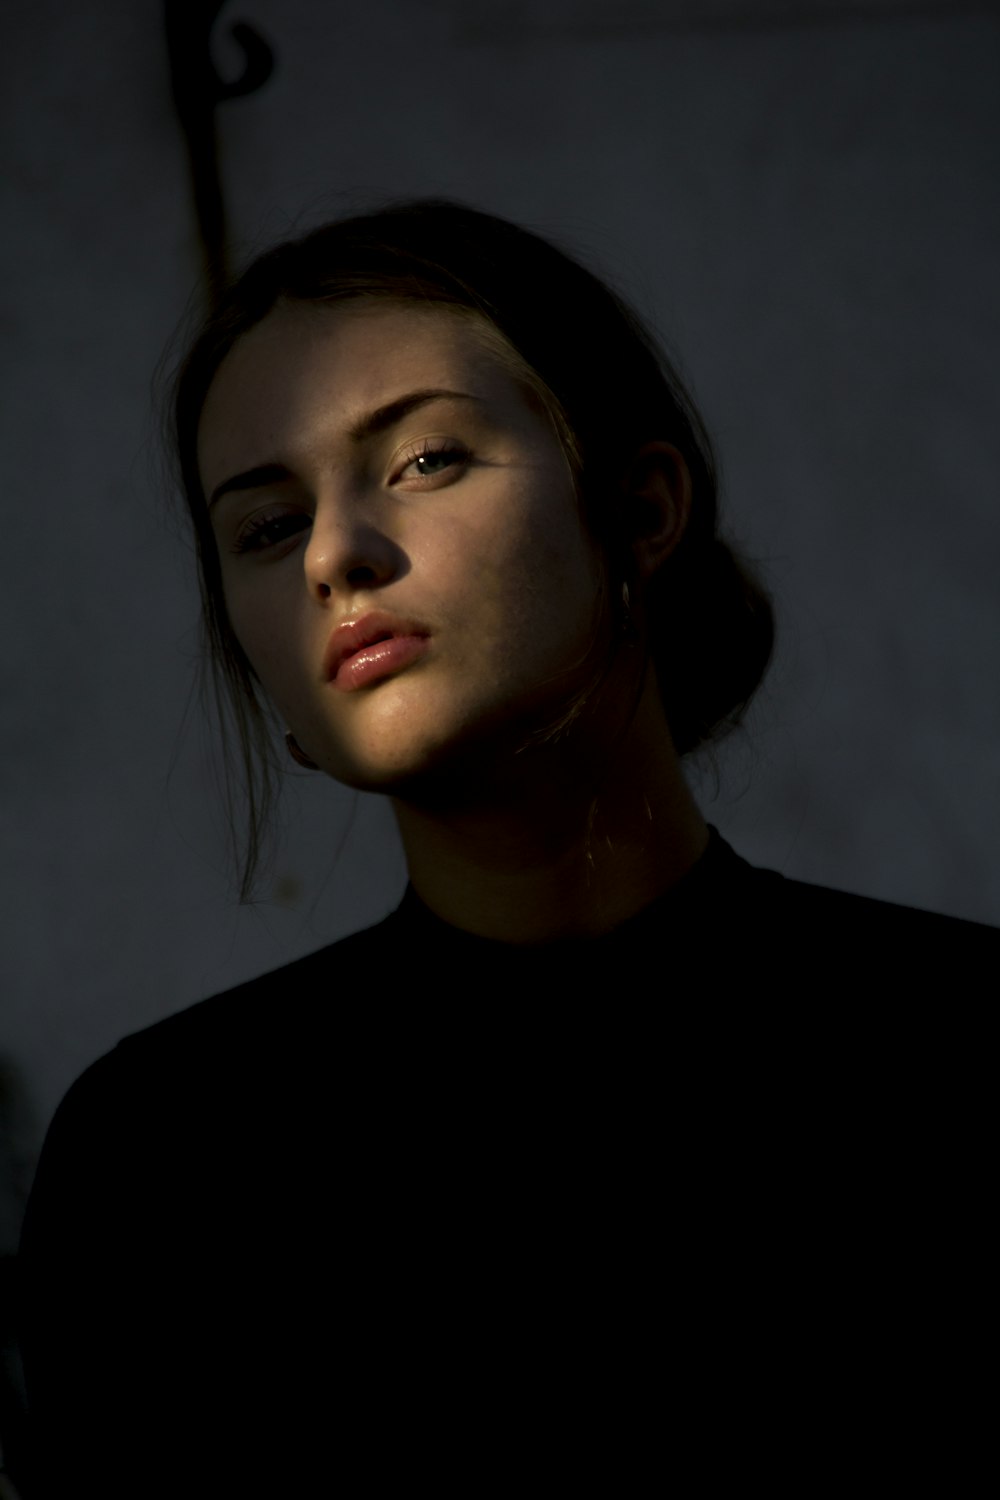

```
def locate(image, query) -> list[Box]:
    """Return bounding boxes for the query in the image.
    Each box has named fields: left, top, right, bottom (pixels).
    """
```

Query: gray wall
left=3, top=0, right=999, bottom=1243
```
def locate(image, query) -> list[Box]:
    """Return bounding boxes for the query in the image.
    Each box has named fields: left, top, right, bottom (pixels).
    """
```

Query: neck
left=391, top=673, right=709, bottom=944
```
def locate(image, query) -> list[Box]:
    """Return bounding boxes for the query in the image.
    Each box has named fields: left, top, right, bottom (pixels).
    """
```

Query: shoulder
left=711, top=834, right=997, bottom=945
left=752, top=862, right=995, bottom=941
left=19, top=906, right=407, bottom=1281
left=30, top=907, right=405, bottom=1164
left=651, top=831, right=999, bottom=1012
left=116, top=904, right=403, bottom=1060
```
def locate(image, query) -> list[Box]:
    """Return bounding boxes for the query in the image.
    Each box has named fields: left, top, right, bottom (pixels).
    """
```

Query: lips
left=323, top=610, right=431, bottom=690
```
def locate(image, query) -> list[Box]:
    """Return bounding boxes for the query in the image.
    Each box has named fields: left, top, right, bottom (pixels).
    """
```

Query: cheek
left=223, top=582, right=300, bottom=701
left=434, top=476, right=601, bottom=625
left=509, top=500, right=604, bottom=639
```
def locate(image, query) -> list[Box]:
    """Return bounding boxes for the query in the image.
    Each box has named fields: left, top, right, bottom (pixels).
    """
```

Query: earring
left=285, top=731, right=320, bottom=771
left=620, top=579, right=639, bottom=642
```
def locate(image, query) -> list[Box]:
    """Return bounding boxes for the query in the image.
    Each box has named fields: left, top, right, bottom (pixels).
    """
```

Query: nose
left=303, top=501, right=402, bottom=603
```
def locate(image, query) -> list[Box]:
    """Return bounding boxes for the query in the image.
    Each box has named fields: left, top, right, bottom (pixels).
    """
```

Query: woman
left=17, top=198, right=995, bottom=1497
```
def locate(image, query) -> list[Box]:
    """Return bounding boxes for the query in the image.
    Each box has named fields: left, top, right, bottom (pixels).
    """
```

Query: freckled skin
left=198, top=298, right=608, bottom=796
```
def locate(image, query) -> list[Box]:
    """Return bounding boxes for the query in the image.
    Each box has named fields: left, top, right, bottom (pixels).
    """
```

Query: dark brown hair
left=168, top=194, right=774, bottom=898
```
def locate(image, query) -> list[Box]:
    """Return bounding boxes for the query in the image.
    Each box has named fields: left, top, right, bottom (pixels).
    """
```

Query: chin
left=316, top=711, right=533, bottom=803
left=314, top=727, right=469, bottom=798
left=305, top=673, right=597, bottom=802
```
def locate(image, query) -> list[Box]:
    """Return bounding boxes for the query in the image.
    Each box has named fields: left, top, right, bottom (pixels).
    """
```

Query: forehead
left=197, top=298, right=526, bottom=475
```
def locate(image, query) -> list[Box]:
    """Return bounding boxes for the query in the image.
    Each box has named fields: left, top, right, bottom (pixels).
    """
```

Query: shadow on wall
left=0, top=1057, right=34, bottom=1497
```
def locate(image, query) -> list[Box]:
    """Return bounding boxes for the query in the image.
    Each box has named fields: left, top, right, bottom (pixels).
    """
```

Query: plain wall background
left=3, top=0, right=999, bottom=1252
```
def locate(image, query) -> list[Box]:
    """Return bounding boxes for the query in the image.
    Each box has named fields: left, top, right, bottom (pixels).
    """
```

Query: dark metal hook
left=166, top=1, right=275, bottom=113
left=216, top=20, right=275, bottom=99
left=164, top=1, right=276, bottom=304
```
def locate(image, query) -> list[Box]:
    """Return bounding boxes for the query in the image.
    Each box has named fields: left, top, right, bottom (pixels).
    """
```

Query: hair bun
left=651, top=538, right=775, bottom=756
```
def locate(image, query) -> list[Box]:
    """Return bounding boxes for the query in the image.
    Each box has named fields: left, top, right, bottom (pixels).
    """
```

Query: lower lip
left=332, top=635, right=430, bottom=692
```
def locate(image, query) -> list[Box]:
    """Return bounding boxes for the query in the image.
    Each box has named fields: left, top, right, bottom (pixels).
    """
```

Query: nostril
left=346, top=564, right=378, bottom=587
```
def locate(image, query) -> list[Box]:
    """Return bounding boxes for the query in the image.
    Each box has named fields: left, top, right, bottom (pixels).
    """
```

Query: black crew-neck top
left=14, top=830, right=997, bottom=1496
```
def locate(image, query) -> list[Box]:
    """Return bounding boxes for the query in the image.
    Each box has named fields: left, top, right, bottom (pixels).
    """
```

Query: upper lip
left=322, top=610, right=431, bottom=682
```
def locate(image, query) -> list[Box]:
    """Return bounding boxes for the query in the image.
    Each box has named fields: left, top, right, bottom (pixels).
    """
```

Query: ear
left=620, top=442, right=692, bottom=580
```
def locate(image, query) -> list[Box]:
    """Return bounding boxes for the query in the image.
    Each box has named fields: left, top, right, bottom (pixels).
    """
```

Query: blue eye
left=398, top=442, right=469, bottom=481
left=413, top=451, right=453, bottom=475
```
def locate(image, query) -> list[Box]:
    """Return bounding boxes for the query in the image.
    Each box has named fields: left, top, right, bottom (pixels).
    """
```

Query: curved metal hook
left=165, top=1, right=275, bottom=118
left=164, top=0, right=276, bottom=304
left=216, top=20, right=275, bottom=101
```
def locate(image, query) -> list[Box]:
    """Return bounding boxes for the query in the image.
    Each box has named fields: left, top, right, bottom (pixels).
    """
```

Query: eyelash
left=230, top=509, right=310, bottom=555
left=229, top=440, right=470, bottom=554
left=395, top=437, right=469, bottom=483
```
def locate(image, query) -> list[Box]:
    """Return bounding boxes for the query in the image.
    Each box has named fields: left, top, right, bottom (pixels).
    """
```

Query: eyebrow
left=206, top=388, right=483, bottom=509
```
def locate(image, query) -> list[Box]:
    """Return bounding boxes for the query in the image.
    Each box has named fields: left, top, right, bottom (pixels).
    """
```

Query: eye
left=230, top=509, right=311, bottom=554
left=394, top=439, right=469, bottom=484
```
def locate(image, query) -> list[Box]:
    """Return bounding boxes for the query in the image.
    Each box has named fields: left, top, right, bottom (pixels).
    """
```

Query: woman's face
left=197, top=298, right=608, bottom=796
